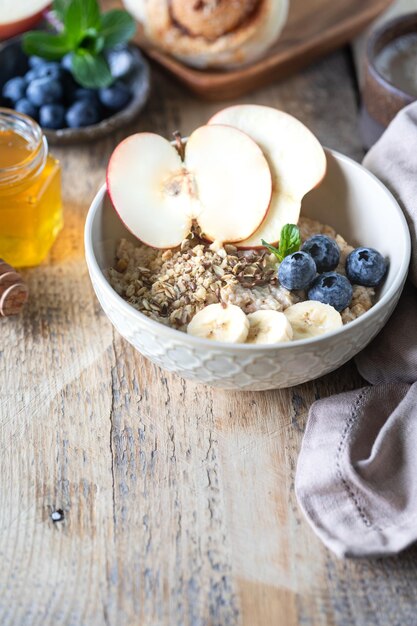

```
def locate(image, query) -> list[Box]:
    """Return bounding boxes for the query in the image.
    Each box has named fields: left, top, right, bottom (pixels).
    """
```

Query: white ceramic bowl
left=85, top=149, right=411, bottom=390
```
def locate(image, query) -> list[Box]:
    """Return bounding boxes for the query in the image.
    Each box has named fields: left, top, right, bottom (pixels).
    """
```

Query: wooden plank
left=1, top=48, right=417, bottom=626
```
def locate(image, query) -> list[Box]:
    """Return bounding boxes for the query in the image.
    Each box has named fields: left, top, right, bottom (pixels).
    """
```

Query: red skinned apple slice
left=106, top=125, right=272, bottom=249
left=185, top=125, right=271, bottom=243
left=0, top=0, right=50, bottom=39
left=107, top=133, right=192, bottom=249
left=208, top=105, right=327, bottom=248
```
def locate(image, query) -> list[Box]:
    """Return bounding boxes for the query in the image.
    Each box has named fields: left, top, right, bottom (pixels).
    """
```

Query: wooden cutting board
left=130, top=0, right=393, bottom=100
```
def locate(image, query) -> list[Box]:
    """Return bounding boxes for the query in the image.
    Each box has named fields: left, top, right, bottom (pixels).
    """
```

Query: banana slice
left=246, top=310, right=293, bottom=345
left=284, top=301, right=342, bottom=340
left=187, top=303, right=249, bottom=343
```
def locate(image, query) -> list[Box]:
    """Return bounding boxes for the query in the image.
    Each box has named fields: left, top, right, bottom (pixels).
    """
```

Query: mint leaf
left=261, top=240, right=282, bottom=261
left=22, top=32, right=71, bottom=60
left=78, top=29, right=105, bottom=55
left=65, top=0, right=100, bottom=45
left=72, top=50, right=113, bottom=88
left=279, top=224, right=301, bottom=258
left=100, top=10, right=136, bottom=48
left=23, top=0, right=135, bottom=89
left=262, top=224, right=301, bottom=262
left=53, top=0, right=71, bottom=21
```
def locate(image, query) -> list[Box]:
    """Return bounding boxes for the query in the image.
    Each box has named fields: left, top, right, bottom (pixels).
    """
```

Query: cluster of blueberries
left=278, top=234, right=387, bottom=312
left=1, top=48, right=133, bottom=130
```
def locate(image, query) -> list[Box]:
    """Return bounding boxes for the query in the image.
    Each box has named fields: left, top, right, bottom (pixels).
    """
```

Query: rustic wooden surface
left=1, top=48, right=417, bottom=626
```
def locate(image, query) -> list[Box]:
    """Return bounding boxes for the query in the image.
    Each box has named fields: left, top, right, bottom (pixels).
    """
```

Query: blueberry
left=302, top=234, right=340, bottom=272
left=39, top=103, right=66, bottom=129
left=61, top=53, right=73, bottom=72
left=26, top=77, right=63, bottom=106
left=72, top=88, right=99, bottom=105
left=66, top=100, right=101, bottom=127
left=25, top=69, right=38, bottom=83
left=2, top=76, right=27, bottom=103
left=278, top=251, right=317, bottom=291
left=33, top=62, right=63, bottom=80
left=14, top=98, right=39, bottom=120
left=98, top=81, right=131, bottom=111
left=28, top=55, right=49, bottom=68
left=308, top=272, right=353, bottom=312
left=26, top=63, right=63, bottom=82
left=106, top=46, right=135, bottom=78
left=346, top=247, right=387, bottom=287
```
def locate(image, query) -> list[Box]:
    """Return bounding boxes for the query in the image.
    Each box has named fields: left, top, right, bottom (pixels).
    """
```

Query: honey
left=0, top=108, right=63, bottom=267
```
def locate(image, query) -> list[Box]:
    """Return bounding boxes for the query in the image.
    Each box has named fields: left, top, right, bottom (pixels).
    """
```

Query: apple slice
left=208, top=105, right=327, bottom=248
left=0, top=0, right=50, bottom=39
left=107, top=133, right=192, bottom=249
left=106, top=125, right=272, bottom=249
left=185, top=125, right=272, bottom=243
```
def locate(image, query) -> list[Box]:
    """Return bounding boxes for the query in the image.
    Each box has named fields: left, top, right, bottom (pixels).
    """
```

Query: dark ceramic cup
left=363, top=12, right=417, bottom=136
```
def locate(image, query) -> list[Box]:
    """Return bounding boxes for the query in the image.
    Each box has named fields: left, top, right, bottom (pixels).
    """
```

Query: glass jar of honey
left=0, top=108, right=63, bottom=267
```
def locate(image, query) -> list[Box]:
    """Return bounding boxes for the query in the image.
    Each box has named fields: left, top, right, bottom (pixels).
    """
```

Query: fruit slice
left=284, top=301, right=342, bottom=340
left=0, top=0, right=50, bottom=39
left=187, top=303, right=249, bottom=343
left=185, top=125, right=271, bottom=243
left=246, top=310, right=293, bottom=344
left=107, top=133, right=192, bottom=248
left=106, top=125, right=272, bottom=249
left=208, top=105, right=327, bottom=248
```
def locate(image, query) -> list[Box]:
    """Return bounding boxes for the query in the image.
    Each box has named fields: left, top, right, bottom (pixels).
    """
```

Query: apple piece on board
left=208, top=105, right=327, bottom=248
left=106, top=125, right=272, bottom=249
left=0, top=0, right=50, bottom=40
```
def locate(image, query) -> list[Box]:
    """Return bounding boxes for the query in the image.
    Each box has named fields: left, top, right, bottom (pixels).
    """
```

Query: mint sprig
left=262, top=224, right=301, bottom=262
left=22, top=0, right=136, bottom=89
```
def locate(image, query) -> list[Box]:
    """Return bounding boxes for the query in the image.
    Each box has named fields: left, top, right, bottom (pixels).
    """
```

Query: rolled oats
left=108, top=217, right=376, bottom=332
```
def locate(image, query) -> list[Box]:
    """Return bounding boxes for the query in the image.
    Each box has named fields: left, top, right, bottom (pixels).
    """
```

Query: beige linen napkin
left=295, top=102, right=417, bottom=558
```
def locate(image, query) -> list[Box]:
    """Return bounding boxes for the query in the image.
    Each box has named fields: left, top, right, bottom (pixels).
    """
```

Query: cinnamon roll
left=123, top=0, right=289, bottom=69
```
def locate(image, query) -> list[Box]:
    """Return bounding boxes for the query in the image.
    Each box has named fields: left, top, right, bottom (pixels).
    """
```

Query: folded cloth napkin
left=295, top=102, right=417, bottom=558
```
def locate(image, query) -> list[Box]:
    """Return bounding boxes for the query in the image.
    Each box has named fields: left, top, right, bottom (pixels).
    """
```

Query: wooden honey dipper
left=0, top=260, right=29, bottom=317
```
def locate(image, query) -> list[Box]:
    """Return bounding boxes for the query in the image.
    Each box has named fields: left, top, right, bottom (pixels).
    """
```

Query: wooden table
left=2, top=49, right=417, bottom=626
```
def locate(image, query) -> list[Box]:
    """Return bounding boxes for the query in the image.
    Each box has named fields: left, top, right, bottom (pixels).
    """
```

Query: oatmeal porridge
left=108, top=216, right=376, bottom=333
left=104, top=106, right=388, bottom=344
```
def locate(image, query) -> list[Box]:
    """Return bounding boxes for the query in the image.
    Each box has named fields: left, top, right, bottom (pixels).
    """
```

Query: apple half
left=0, top=0, right=50, bottom=40
left=208, top=105, right=327, bottom=248
left=106, top=125, right=272, bottom=249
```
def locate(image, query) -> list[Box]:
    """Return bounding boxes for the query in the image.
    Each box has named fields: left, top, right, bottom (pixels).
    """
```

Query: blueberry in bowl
left=3, top=76, right=27, bottom=102
left=278, top=251, right=317, bottom=290
left=15, top=97, right=38, bottom=118
left=0, top=41, right=150, bottom=145
left=40, top=103, right=66, bottom=130
left=346, top=247, right=387, bottom=287
left=66, top=100, right=102, bottom=129
left=99, top=81, right=132, bottom=112
left=26, top=77, right=63, bottom=107
left=302, top=234, right=340, bottom=272
left=308, top=272, right=353, bottom=312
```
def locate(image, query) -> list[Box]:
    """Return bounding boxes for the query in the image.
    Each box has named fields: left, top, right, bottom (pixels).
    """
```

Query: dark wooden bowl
left=0, top=38, right=150, bottom=145
left=364, top=12, right=417, bottom=129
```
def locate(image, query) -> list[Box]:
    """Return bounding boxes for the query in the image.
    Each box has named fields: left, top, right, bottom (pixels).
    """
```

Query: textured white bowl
left=85, top=149, right=411, bottom=390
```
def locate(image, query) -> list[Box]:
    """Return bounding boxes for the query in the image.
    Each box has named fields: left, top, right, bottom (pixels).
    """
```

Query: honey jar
left=0, top=108, right=63, bottom=267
